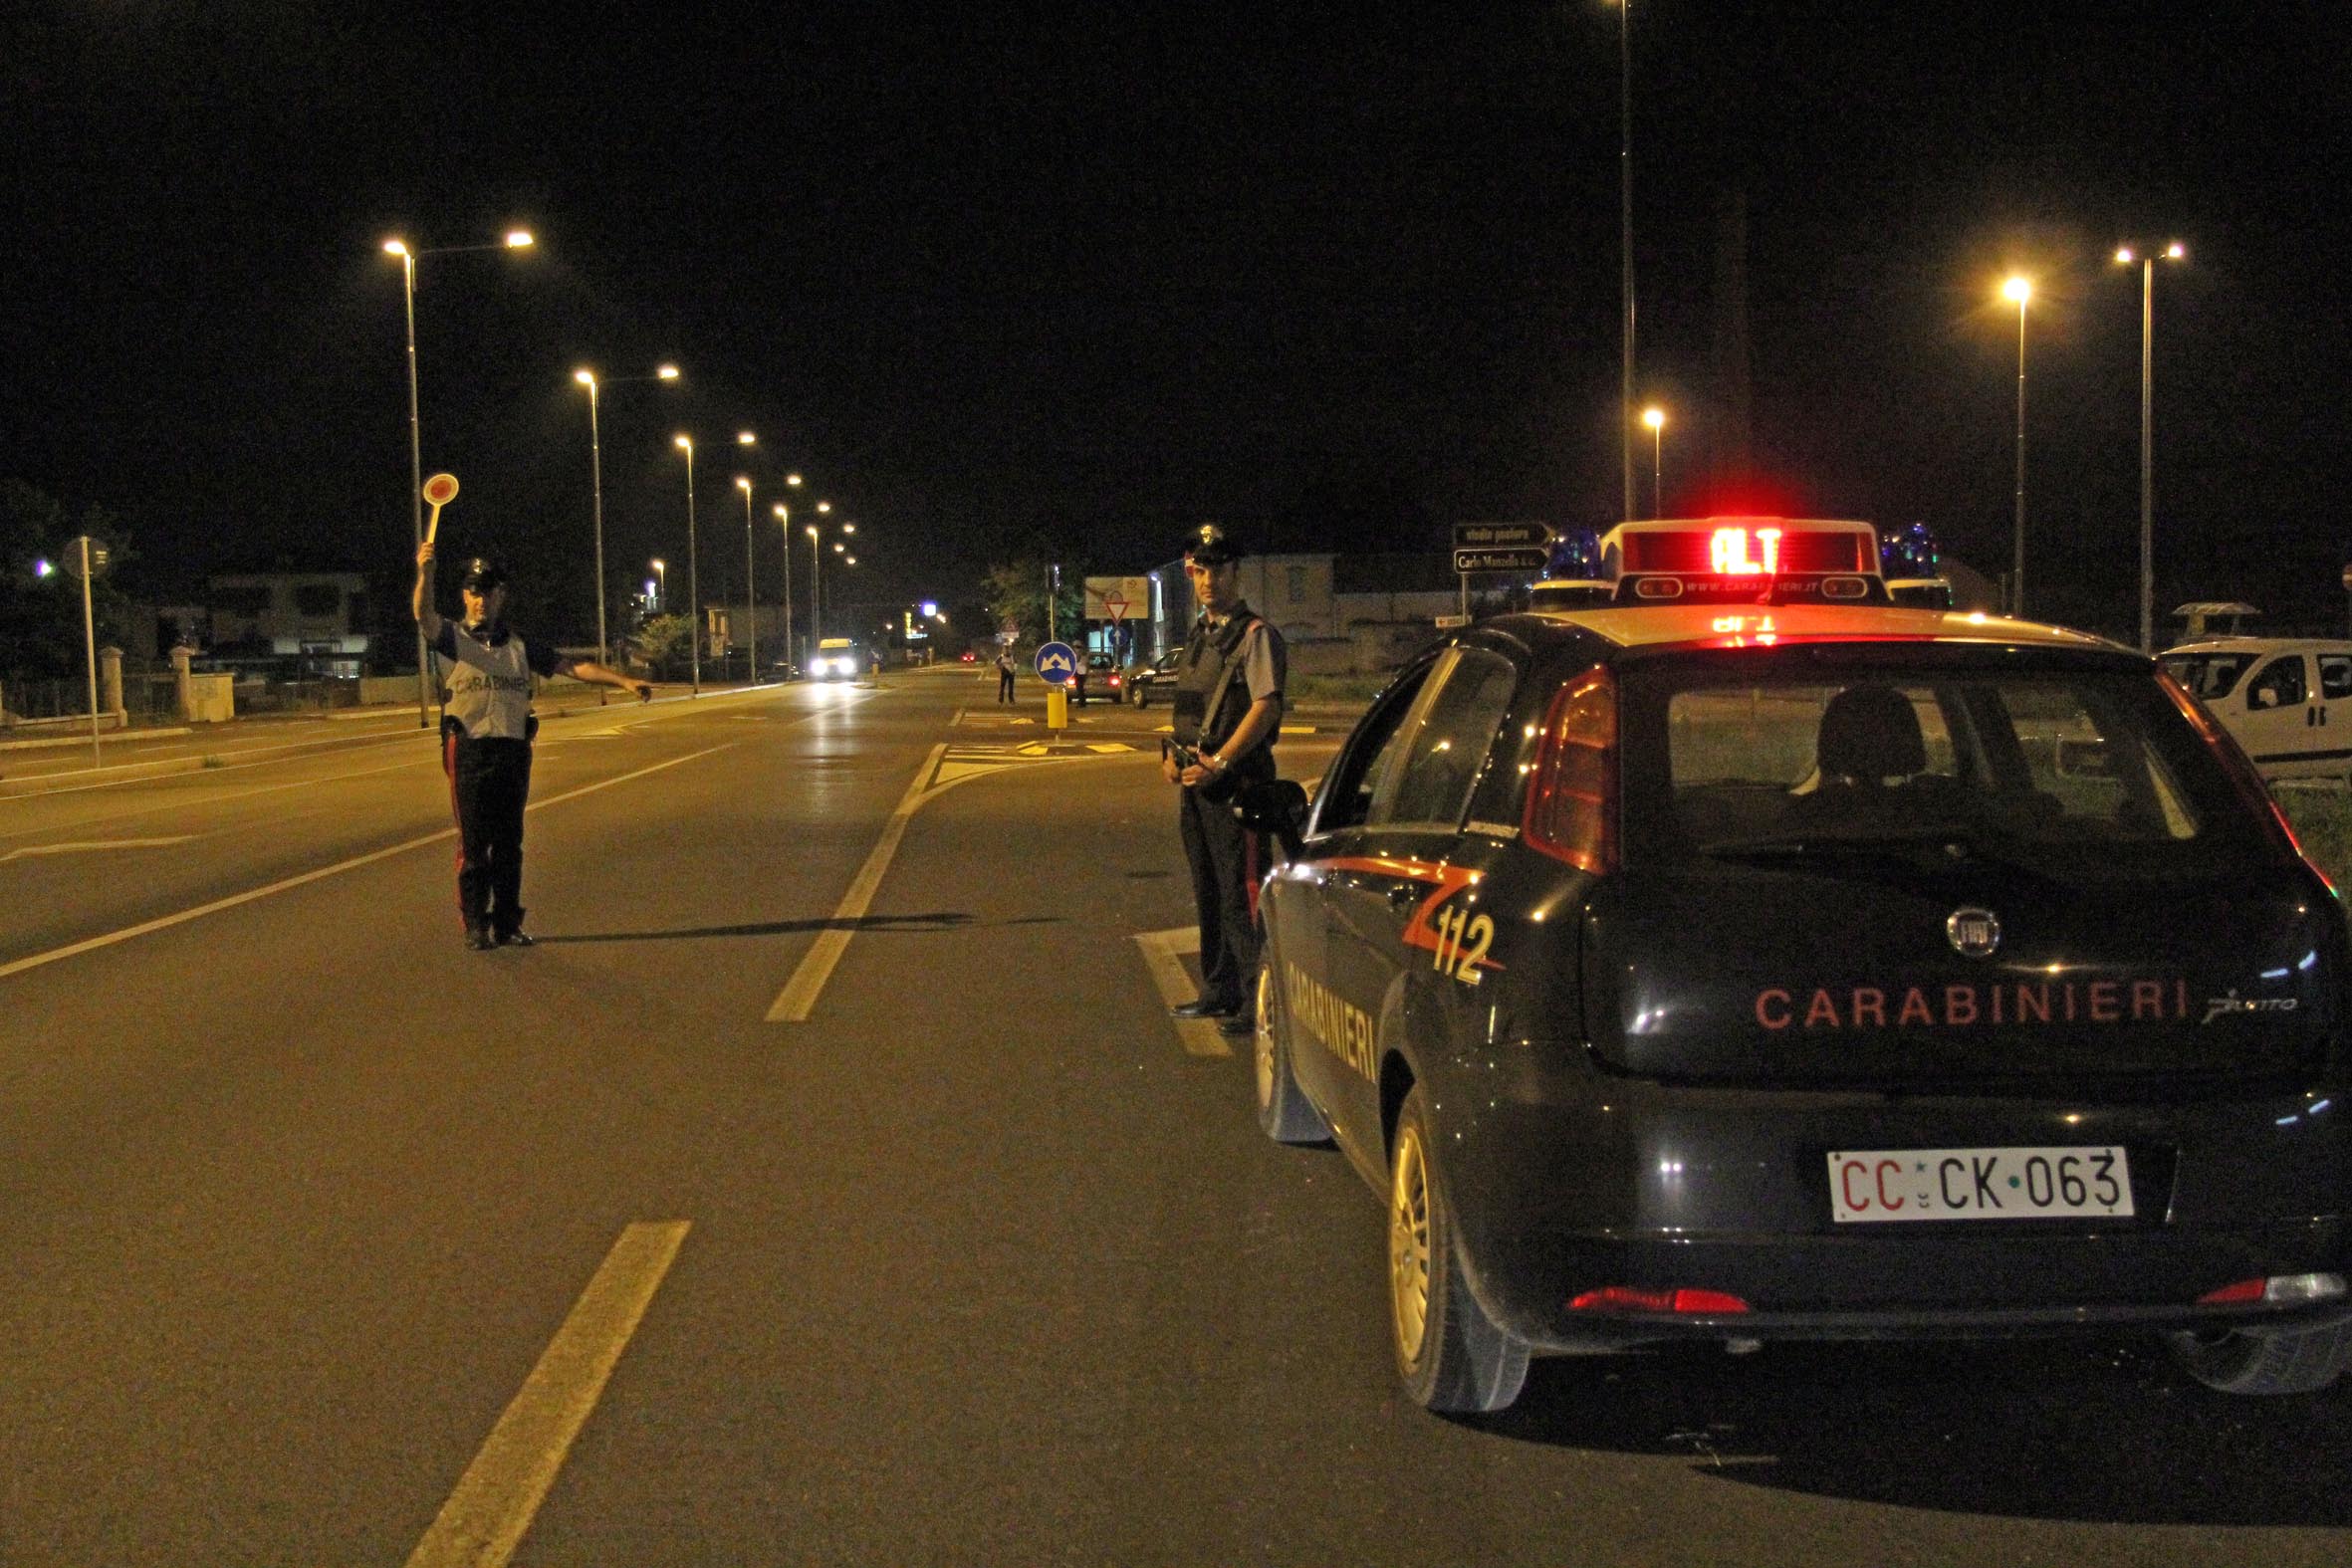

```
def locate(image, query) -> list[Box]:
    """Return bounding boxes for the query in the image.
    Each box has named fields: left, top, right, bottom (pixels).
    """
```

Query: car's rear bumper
left=1437, top=1067, right=2352, bottom=1351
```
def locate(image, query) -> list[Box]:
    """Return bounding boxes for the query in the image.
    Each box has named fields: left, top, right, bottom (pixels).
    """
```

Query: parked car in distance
left=1073, top=651, right=1124, bottom=705
left=1126, top=650, right=1180, bottom=708
left=2161, top=637, right=2352, bottom=782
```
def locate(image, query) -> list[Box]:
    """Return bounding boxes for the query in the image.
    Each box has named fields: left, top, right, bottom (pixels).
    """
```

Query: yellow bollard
left=1046, top=685, right=1068, bottom=732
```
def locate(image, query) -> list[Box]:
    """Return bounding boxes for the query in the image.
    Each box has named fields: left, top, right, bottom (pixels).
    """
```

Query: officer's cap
left=459, top=558, right=509, bottom=592
left=1184, top=523, right=1241, bottom=565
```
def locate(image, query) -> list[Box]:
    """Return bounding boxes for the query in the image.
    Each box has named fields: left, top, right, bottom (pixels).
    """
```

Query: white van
left=2160, top=637, right=2352, bottom=781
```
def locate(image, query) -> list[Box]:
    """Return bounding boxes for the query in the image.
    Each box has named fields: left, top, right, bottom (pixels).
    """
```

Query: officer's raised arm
left=412, top=540, right=444, bottom=640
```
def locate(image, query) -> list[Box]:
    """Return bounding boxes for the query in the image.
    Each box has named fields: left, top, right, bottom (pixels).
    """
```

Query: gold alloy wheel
left=1254, top=966, right=1278, bottom=1109
left=1389, top=1124, right=1433, bottom=1364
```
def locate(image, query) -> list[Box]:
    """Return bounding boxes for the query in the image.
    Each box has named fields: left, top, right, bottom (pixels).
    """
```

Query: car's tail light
left=1569, top=1286, right=1751, bottom=1315
left=2201, top=1273, right=2347, bottom=1305
left=1523, top=666, right=1617, bottom=874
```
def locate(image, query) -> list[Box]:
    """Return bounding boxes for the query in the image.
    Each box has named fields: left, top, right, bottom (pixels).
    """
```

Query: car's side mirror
left=1234, top=779, right=1310, bottom=859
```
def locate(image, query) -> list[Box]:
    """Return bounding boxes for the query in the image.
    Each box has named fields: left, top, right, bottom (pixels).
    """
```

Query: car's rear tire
left=1389, top=1086, right=1529, bottom=1414
left=1254, top=960, right=1330, bottom=1145
left=2167, top=1317, right=2352, bottom=1395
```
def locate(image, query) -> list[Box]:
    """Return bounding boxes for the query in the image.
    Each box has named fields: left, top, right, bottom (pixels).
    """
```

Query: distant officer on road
left=1161, top=524, right=1286, bottom=1036
left=413, top=540, right=650, bottom=950
left=996, top=648, right=1017, bottom=704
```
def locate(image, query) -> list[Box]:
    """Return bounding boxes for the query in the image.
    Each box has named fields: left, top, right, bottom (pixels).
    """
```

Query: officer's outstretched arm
left=412, top=542, right=444, bottom=639
left=565, top=658, right=654, bottom=702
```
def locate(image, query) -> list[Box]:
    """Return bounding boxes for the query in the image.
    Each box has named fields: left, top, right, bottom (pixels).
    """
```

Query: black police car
left=1249, top=518, right=2352, bottom=1413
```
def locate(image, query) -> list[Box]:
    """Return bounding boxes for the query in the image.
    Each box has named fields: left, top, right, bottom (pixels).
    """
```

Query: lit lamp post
left=805, top=500, right=833, bottom=655
left=671, top=435, right=702, bottom=694
left=1615, top=0, right=1637, bottom=525
left=2116, top=242, right=2186, bottom=653
left=738, top=470, right=757, bottom=681
left=384, top=227, right=534, bottom=727
left=772, top=503, right=796, bottom=678
left=1641, top=405, right=1666, bottom=519
left=2001, top=275, right=2031, bottom=618
left=573, top=362, right=681, bottom=669
left=650, top=558, right=665, bottom=611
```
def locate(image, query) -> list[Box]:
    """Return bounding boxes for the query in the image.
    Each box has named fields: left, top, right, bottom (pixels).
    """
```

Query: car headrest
left=1816, top=683, right=1927, bottom=783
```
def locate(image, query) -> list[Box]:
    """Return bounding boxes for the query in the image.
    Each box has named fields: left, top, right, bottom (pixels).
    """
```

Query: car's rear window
left=1618, top=657, right=2271, bottom=870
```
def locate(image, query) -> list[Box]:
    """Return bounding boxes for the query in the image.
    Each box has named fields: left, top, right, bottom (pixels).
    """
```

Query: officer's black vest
left=1171, top=604, right=1275, bottom=773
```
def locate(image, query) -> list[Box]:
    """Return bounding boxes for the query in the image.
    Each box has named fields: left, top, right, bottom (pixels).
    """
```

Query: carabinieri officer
left=413, top=540, right=650, bottom=950
left=1162, top=523, right=1287, bottom=1036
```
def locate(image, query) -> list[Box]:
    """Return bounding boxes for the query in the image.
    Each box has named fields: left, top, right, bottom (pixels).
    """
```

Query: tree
left=633, top=611, right=696, bottom=677
left=982, top=559, right=1083, bottom=647
left=0, top=480, right=137, bottom=678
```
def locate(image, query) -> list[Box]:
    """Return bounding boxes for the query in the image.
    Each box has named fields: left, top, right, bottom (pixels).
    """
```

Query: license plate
left=1826, top=1147, right=2134, bottom=1224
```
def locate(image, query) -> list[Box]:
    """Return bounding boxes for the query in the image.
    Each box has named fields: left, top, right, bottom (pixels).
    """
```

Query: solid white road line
left=0, top=835, right=196, bottom=863
left=0, top=746, right=730, bottom=983
left=766, top=743, right=951, bottom=1022
left=1134, top=926, right=1229, bottom=1058
left=404, top=1221, right=691, bottom=1568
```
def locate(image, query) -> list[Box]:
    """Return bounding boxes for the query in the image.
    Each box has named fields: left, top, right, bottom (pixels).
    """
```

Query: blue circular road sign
left=1034, top=641, right=1078, bottom=685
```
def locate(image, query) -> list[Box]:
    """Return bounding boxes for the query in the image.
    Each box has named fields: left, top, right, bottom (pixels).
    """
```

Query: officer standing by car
left=1162, top=524, right=1286, bottom=1036
left=413, top=540, right=651, bottom=950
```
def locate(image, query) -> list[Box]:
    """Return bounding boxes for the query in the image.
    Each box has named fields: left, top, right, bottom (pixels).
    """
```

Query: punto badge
left=1946, top=908, right=2000, bottom=958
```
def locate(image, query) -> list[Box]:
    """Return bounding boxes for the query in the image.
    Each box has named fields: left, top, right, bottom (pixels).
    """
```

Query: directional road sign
left=1453, top=547, right=1550, bottom=573
left=1034, top=640, right=1078, bottom=685
left=1451, top=521, right=1555, bottom=551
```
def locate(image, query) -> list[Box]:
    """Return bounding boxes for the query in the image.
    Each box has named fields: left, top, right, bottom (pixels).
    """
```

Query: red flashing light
left=2197, top=1279, right=2266, bottom=1305
left=1568, top=1286, right=1753, bottom=1315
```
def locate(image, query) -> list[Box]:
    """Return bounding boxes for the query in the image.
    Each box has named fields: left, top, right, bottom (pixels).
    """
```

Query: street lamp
left=2000, top=276, right=2031, bottom=617
left=672, top=435, right=703, bottom=694
left=574, top=362, right=680, bottom=669
left=384, top=227, right=534, bottom=727
left=1613, top=0, right=1637, bottom=524
left=1641, top=405, right=1666, bottom=519
left=773, top=504, right=796, bottom=678
left=803, top=500, right=834, bottom=661
left=736, top=475, right=759, bottom=681
left=2116, top=242, right=2187, bottom=653
left=650, top=558, right=665, bottom=611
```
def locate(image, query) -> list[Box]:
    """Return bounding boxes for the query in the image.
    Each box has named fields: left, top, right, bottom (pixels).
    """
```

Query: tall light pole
left=672, top=434, right=702, bottom=694
left=650, top=558, right=665, bottom=611
left=573, top=363, right=680, bottom=669
left=736, top=475, right=759, bottom=681
left=2001, top=276, right=2031, bottom=618
left=1617, top=0, right=1637, bottom=524
left=781, top=471, right=802, bottom=673
left=2117, top=242, right=2186, bottom=653
left=1641, top=405, right=1665, bottom=519
left=806, top=499, right=833, bottom=654
left=384, top=228, right=534, bottom=727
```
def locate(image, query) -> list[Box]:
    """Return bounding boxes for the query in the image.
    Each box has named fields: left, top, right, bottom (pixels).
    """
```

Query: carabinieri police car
left=1248, top=517, right=2352, bottom=1414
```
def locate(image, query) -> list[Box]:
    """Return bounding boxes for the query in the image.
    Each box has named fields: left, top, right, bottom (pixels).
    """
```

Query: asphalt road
left=3, top=667, right=2348, bottom=1566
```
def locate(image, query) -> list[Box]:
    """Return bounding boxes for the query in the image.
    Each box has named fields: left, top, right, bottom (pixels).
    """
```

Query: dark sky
left=5, top=1, right=2348, bottom=644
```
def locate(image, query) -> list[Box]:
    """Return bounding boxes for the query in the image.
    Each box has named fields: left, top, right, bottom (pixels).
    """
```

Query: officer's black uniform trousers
left=1178, top=778, right=1260, bottom=1012
left=445, top=729, right=533, bottom=937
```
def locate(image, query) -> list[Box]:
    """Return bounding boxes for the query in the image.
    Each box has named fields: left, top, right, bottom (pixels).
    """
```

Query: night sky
left=5, top=2, right=2348, bottom=647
